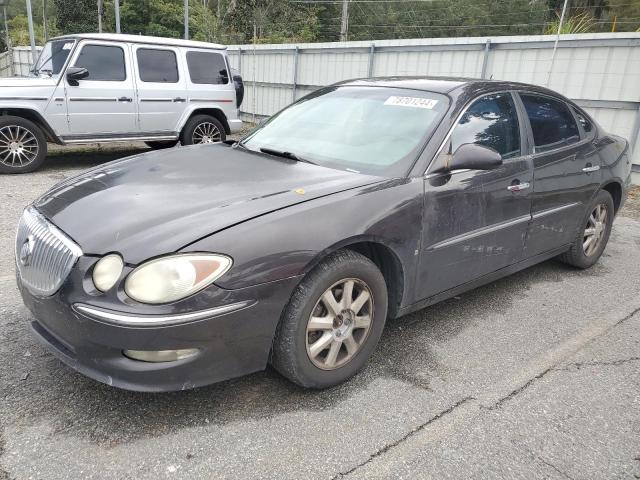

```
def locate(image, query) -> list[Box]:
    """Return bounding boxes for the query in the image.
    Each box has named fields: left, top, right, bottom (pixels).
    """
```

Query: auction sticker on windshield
left=384, top=96, right=439, bottom=109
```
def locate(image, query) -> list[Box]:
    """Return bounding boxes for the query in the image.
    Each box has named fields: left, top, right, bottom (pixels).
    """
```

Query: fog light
left=123, top=348, right=199, bottom=362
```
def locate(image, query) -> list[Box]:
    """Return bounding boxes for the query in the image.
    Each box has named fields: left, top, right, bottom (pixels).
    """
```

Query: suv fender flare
left=0, top=107, right=63, bottom=144
left=177, top=106, right=230, bottom=135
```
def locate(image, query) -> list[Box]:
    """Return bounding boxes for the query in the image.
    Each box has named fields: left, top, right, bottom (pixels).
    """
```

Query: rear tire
left=558, top=189, right=614, bottom=269
left=271, top=249, right=388, bottom=388
left=180, top=115, right=226, bottom=146
left=145, top=140, right=178, bottom=149
left=0, top=116, right=47, bottom=174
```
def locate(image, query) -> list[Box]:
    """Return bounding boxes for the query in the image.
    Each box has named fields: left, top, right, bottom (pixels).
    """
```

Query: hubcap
left=583, top=203, right=608, bottom=256
left=192, top=122, right=221, bottom=144
left=0, top=125, right=38, bottom=167
left=305, top=278, right=374, bottom=370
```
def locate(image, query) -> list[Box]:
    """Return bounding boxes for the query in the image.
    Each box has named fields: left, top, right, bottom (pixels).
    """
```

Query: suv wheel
left=181, top=115, right=226, bottom=146
left=0, top=116, right=47, bottom=174
left=271, top=249, right=388, bottom=388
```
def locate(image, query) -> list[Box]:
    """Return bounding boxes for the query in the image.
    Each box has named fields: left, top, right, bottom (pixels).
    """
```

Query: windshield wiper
left=259, top=147, right=316, bottom=165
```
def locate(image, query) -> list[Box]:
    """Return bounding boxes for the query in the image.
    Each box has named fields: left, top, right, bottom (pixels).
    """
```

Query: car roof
left=49, top=33, right=227, bottom=50
left=339, top=76, right=564, bottom=97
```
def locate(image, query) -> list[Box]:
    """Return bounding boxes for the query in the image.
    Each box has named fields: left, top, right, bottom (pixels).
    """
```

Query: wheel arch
left=179, top=107, right=230, bottom=135
left=601, top=180, right=623, bottom=214
left=302, top=236, right=406, bottom=319
left=0, top=108, right=62, bottom=144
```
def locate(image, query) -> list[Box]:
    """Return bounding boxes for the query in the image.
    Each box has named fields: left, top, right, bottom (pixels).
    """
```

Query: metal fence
left=227, top=32, right=640, bottom=172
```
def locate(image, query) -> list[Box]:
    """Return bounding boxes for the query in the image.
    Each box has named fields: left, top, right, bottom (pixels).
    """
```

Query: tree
left=54, top=0, right=97, bottom=34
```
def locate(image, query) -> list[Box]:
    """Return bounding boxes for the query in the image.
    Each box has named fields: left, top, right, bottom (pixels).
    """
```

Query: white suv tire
left=180, top=115, right=226, bottom=146
left=0, top=116, right=47, bottom=174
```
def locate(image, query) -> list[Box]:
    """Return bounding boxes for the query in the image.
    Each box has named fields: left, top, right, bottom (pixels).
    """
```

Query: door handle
left=507, top=182, right=530, bottom=192
left=118, top=96, right=132, bottom=102
left=582, top=165, right=600, bottom=173
left=173, top=97, right=186, bottom=102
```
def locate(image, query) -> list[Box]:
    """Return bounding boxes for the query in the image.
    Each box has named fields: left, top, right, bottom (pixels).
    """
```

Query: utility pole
left=25, top=0, right=37, bottom=64
left=115, top=0, right=121, bottom=34
left=97, top=0, right=103, bottom=33
left=547, top=0, right=569, bottom=86
left=42, top=0, right=48, bottom=40
left=340, top=0, right=349, bottom=42
left=184, top=0, right=189, bottom=40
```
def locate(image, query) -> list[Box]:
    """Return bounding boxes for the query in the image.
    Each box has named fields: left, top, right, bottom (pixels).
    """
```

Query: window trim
left=425, top=90, right=527, bottom=176
left=185, top=49, right=230, bottom=85
left=515, top=91, right=588, bottom=156
left=135, top=46, right=180, bottom=84
left=71, top=42, right=128, bottom=82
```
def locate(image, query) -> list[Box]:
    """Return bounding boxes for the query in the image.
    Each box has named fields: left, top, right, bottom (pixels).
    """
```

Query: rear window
left=186, top=51, right=229, bottom=84
left=520, top=94, right=580, bottom=153
left=136, top=48, right=178, bottom=83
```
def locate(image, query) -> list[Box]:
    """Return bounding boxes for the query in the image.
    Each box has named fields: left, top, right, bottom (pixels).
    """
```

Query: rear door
left=65, top=41, right=138, bottom=136
left=517, top=93, right=601, bottom=257
left=132, top=45, right=186, bottom=135
left=417, top=92, right=533, bottom=300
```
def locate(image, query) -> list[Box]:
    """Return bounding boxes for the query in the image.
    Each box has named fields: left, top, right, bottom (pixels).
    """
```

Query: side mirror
left=66, top=67, right=89, bottom=86
left=448, top=143, right=502, bottom=171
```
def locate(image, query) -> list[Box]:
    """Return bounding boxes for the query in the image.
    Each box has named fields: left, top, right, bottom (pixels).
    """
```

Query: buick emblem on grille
left=19, top=235, right=35, bottom=266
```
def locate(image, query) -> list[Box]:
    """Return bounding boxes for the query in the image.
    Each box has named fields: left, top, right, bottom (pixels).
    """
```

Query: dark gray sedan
left=15, top=77, right=631, bottom=391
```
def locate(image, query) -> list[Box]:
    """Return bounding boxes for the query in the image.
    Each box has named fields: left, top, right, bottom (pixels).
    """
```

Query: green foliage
left=54, top=0, right=97, bottom=34
left=545, top=12, right=596, bottom=34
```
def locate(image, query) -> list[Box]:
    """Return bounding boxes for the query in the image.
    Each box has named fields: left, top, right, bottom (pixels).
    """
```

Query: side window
left=136, top=48, right=179, bottom=83
left=73, top=44, right=126, bottom=81
left=186, top=51, right=229, bottom=85
left=520, top=94, right=580, bottom=153
left=573, top=108, right=593, bottom=134
left=451, top=93, right=521, bottom=159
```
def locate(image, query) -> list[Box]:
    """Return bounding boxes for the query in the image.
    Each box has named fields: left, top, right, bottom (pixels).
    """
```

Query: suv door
left=65, top=41, right=137, bottom=136
left=517, top=93, right=601, bottom=257
left=133, top=45, right=186, bottom=135
left=417, top=92, right=533, bottom=300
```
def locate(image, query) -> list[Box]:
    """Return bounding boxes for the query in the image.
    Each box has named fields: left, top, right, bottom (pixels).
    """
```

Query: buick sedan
left=16, top=77, right=631, bottom=391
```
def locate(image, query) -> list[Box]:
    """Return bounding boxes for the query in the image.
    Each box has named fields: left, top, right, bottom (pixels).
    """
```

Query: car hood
left=0, top=76, right=57, bottom=87
left=35, top=144, right=383, bottom=263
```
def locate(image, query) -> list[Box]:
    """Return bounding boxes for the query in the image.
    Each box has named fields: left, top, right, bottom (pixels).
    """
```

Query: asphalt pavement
left=1, top=145, right=639, bottom=480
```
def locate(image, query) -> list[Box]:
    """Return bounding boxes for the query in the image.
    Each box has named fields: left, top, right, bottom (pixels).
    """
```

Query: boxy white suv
left=0, top=33, right=244, bottom=173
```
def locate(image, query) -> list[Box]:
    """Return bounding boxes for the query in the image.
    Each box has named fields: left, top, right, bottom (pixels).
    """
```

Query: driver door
left=64, top=41, right=138, bottom=137
left=416, top=92, right=533, bottom=301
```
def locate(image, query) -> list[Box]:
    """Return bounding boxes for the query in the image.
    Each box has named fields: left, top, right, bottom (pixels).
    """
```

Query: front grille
left=15, top=207, right=83, bottom=296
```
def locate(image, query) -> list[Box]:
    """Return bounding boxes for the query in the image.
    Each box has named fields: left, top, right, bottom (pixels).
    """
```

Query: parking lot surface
left=1, top=146, right=639, bottom=480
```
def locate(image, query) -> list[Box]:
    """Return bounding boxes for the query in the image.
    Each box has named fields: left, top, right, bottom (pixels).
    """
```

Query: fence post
left=481, top=39, right=491, bottom=79
left=291, top=46, right=299, bottom=103
left=368, top=43, right=375, bottom=77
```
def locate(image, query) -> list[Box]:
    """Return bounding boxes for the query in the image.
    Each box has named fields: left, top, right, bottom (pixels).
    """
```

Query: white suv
left=0, top=33, right=244, bottom=173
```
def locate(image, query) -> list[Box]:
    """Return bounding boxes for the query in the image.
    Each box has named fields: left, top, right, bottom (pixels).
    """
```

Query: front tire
left=0, top=116, right=47, bottom=173
left=558, top=189, right=614, bottom=269
left=180, top=115, right=226, bottom=146
left=271, top=249, right=388, bottom=388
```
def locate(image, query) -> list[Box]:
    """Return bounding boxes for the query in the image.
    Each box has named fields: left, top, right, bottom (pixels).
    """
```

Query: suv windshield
left=32, top=39, right=75, bottom=77
left=242, top=86, right=449, bottom=177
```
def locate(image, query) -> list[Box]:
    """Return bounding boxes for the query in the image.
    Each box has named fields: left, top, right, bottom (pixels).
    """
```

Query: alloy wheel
left=583, top=203, right=608, bottom=256
left=192, top=122, right=221, bottom=144
left=305, top=278, right=374, bottom=370
left=0, top=125, right=39, bottom=167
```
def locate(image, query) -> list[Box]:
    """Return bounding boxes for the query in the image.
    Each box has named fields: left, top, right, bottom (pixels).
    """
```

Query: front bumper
left=18, top=272, right=300, bottom=392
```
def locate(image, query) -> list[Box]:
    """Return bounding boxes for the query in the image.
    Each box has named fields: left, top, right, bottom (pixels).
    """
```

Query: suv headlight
left=125, top=254, right=232, bottom=304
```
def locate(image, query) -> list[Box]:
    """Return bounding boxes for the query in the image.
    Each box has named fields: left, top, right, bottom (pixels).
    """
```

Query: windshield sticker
left=62, top=42, right=73, bottom=50
left=384, top=96, right=438, bottom=109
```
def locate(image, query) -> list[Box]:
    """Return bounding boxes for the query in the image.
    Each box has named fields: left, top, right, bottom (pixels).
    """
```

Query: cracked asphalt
left=1, top=145, right=639, bottom=480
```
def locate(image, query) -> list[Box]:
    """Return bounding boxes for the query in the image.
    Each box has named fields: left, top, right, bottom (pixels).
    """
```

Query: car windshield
left=32, top=39, right=75, bottom=77
left=242, top=86, right=449, bottom=176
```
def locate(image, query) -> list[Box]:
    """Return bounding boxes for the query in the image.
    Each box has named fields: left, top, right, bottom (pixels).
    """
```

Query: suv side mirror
left=66, top=67, right=89, bottom=86
left=448, top=143, right=502, bottom=171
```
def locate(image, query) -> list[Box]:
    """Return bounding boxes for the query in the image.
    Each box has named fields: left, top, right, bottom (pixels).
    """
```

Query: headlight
left=124, top=254, right=232, bottom=304
left=93, top=254, right=124, bottom=292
